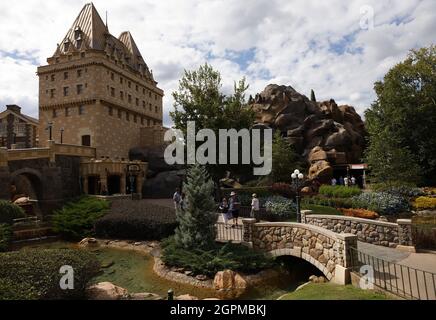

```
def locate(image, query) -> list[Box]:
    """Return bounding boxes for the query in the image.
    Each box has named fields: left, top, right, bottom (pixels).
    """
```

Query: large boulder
left=213, top=270, right=247, bottom=299
left=142, top=170, right=185, bottom=199
left=248, top=84, right=366, bottom=181
left=86, top=282, right=128, bottom=300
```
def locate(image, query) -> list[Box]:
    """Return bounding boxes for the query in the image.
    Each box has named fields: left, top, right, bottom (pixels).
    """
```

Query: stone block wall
left=302, top=213, right=414, bottom=248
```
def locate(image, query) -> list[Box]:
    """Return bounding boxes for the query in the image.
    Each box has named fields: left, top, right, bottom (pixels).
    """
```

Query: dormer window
left=64, top=40, right=70, bottom=52
left=74, top=26, right=82, bottom=40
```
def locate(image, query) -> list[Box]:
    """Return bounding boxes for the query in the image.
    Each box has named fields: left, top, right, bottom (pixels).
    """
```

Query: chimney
left=6, top=105, right=21, bottom=114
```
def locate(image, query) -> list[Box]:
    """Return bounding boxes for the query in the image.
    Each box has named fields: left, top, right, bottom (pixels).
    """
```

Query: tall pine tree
left=174, top=164, right=217, bottom=249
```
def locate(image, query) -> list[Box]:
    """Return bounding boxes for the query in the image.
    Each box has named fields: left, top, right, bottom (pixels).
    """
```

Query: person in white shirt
left=351, top=176, right=356, bottom=186
left=331, top=177, right=337, bottom=186
left=251, top=193, right=260, bottom=218
left=344, top=176, right=349, bottom=187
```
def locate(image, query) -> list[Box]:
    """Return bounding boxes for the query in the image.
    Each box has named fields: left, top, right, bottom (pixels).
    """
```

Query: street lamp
left=46, top=122, right=53, bottom=140
left=60, top=128, right=64, bottom=144
left=291, top=169, right=304, bottom=223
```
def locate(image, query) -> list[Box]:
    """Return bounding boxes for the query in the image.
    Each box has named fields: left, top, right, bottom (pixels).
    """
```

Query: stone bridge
left=0, top=141, right=96, bottom=214
left=240, top=219, right=358, bottom=284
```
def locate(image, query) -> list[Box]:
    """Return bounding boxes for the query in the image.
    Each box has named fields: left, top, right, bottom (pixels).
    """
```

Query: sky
left=0, top=0, right=434, bottom=127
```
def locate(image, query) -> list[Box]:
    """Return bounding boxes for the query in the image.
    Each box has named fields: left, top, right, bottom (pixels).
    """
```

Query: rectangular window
left=81, top=52, right=86, bottom=58
left=128, top=95, right=132, bottom=103
left=128, top=81, right=131, bottom=88
left=108, top=107, right=113, bottom=116
left=51, top=74, right=55, bottom=81
left=77, top=69, right=82, bottom=77
left=50, top=89, right=55, bottom=98
left=118, top=109, right=122, bottom=119
left=120, top=91, right=124, bottom=100
left=64, top=72, right=69, bottom=80
left=53, top=109, right=57, bottom=118
left=111, top=73, right=114, bottom=80
left=149, top=103, right=152, bottom=111
left=155, top=106, right=158, bottom=113
left=126, top=112, right=130, bottom=121
left=78, top=105, right=85, bottom=115
left=136, top=98, right=139, bottom=106
left=155, top=94, right=158, bottom=100
left=63, top=87, right=69, bottom=96
left=136, top=85, right=138, bottom=92
left=142, top=101, right=145, bottom=108
left=65, top=107, right=70, bottom=117
left=111, top=87, right=115, bottom=97
left=81, top=135, right=91, bottom=147
left=120, top=77, right=123, bottom=84
left=77, top=84, right=83, bottom=95
left=149, top=91, right=151, bottom=98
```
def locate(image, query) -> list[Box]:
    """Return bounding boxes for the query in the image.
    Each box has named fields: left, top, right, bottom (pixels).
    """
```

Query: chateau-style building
left=37, top=2, right=164, bottom=160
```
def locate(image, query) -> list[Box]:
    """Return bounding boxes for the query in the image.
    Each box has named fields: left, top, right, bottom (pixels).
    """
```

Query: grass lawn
left=278, top=283, right=390, bottom=300
left=302, top=204, right=342, bottom=216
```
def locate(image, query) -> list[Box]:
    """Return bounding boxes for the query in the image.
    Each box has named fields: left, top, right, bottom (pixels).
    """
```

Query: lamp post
left=46, top=122, right=53, bottom=140
left=60, top=128, right=64, bottom=144
left=291, top=169, right=304, bottom=223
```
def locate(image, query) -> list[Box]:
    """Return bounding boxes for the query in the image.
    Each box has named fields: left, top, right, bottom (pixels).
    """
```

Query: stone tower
left=37, top=3, right=164, bottom=159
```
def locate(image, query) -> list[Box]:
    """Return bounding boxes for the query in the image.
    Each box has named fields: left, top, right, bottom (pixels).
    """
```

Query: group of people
left=173, top=188, right=260, bottom=229
left=331, top=176, right=357, bottom=187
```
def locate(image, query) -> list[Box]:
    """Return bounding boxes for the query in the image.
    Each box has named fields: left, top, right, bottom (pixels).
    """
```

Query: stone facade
left=0, top=105, right=38, bottom=149
left=302, top=213, right=414, bottom=248
left=37, top=3, right=164, bottom=160
left=246, top=221, right=357, bottom=281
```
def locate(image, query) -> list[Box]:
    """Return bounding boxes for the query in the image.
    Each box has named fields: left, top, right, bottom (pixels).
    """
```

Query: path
left=357, top=241, right=436, bottom=300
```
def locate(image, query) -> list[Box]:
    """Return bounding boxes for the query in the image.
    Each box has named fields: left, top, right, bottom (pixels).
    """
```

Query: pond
left=13, top=240, right=321, bottom=300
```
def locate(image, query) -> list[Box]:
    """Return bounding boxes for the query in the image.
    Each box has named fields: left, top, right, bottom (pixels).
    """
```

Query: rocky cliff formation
left=248, top=84, right=366, bottom=182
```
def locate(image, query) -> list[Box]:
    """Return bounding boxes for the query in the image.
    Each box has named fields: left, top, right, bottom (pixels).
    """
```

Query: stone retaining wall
left=301, top=213, right=413, bottom=248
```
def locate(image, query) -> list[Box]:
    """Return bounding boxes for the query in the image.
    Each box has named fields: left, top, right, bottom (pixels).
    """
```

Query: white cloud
left=0, top=0, right=434, bottom=126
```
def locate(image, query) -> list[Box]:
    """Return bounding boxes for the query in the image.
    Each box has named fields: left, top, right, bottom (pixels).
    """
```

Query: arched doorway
left=10, top=168, right=43, bottom=216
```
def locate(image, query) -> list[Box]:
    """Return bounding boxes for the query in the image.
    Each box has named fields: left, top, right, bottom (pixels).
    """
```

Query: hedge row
left=0, top=249, right=100, bottom=300
left=95, top=201, right=177, bottom=240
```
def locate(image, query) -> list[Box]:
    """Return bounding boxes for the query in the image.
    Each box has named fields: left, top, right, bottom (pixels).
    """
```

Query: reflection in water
left=14, top=241, right=322, bottom=300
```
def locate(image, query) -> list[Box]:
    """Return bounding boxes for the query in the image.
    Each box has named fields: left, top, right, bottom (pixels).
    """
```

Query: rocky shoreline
left=80, top=238, right=284, bottom=300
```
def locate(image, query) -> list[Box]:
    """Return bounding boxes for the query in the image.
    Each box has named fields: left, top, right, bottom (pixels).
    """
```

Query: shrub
left=339, top=208, right=379, bottom=220
left=372, top=183, right=424, bottom=198
left=264, top=196, right=297, bottom=218
left=413, top=197, right=436, bottom=210
left=303, top=196, right=354, bottom=209
left=351, top=192, right=410, bottom=215
left=161, top=237, right=274, bottom=277
left=271, top=183, right=294, bottom=198
left=0, top=249, right=100, bottom=300
left=0, top=224, right=12, bottom=252
left=51, top=196, right=109, bottom=240
left=0, top=201, right=25, bottom=225
left=319, top=185, right=361, bottom=198
left=95, top=201, right=177, bottom=240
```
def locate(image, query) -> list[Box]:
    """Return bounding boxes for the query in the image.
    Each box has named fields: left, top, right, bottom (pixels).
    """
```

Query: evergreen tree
left=310, top=89, right=317, bottom=102
left=174, top=164, right=217, bottom=249
left=270, top=131, right=303, bottom=183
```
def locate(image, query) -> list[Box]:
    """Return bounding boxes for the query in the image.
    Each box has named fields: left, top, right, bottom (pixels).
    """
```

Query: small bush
left=339, top=208, right=379, bottom=220
left=372, top=183, right=424, bottom=198
left=0, top=201, right=25, bottom=225
left=95, top=201, right=177, bottom=240
left=319, top=185, right=361, bottom=198
left=351, top=192, right=409, bottom=215
left=303, top=196, right=354, bottom=209
left=413, top=197, right=436, bottom=210
left=0, top=249, right=100, bottom=300
left=51, top=196, right=109, bottom=240
left=161, top=237, right=274, bottom=277
left=264, top=196, right=296, bottom=218
left=0, top=224, right=12, bottom=252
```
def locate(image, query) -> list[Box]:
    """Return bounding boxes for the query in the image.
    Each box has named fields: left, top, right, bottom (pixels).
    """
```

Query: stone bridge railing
left=301, top=212, right=414, bottom=250
left=242, top=219, right=357, bottom=283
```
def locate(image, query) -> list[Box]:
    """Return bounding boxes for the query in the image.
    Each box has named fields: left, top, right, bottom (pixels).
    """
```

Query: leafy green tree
left=365, top=45, right=436, bottom=185
left=170, top=63, right=255, bottom=183
left=174, top=164, right=217, bottom=249
left=270, top=131, right=303, bottom=183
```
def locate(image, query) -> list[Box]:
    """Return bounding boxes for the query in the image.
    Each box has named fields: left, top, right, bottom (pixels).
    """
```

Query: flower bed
left=413, top=196, right=436, bottom=211
left=339, top=208, right=379, bottom=220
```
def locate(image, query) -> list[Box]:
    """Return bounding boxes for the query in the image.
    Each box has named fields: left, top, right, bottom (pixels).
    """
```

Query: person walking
left=351, top=176, right=356, bottom=186
left=173, top=188, right=181, bottom=211
left=180, top=192, right=186, bottom=211
left=344, top=176, right=349, bottom=187
left=219, top=197, right=230, bottom=228
left=331, top=177, right=337, bottom=186
left=229, top=191, right=241, bottom=227
left=339, top=176, right=344, bottom=186
left=251, top=193, right=260, bottom=219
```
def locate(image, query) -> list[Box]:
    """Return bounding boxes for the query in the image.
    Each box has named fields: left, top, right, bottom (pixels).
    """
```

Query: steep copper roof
left=54, top=3, right=153, bottom=80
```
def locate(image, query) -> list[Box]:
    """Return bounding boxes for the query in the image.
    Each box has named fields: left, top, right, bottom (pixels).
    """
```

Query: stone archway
left=10, top=168, right=44, bottom=216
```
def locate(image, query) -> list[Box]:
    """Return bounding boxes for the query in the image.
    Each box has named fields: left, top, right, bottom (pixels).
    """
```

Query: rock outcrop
left=248, top=84, right=366, bottom=182
left=213, top=270, right=247, bottom=299
left=87, top=282, right=128, bottom=300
